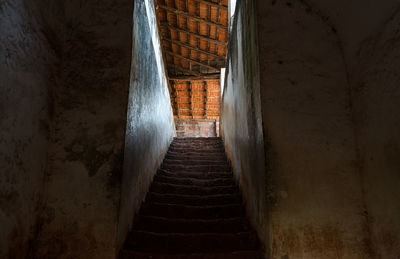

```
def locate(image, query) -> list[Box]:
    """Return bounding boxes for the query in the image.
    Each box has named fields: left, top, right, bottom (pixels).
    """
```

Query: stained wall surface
left=256, top=1, right=365, bottom=257
left=34, top=0, right=134, bottom=258
left=222, top=0, right=400, bottom=258
left=256, top=1, right=400, bottom=257
left=350, top=8, right=400, bottom=258
left=175, top=119, right=217, bottom=137
left=0, top=1, right=62, bottom=257
left=116, top=0, right=176, bottom=252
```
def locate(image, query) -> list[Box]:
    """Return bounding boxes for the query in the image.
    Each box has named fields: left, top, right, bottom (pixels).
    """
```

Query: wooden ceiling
left=170, top=79, right=221, bottom=120
left=155, top=0, right=229, bottom=79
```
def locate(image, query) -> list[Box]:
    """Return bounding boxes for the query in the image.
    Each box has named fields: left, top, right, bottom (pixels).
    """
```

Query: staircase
left=120, top=137, right=264, bottom=259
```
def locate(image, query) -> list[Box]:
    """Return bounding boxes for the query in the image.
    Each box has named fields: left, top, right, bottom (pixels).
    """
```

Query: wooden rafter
left=158, top=4, right=227, bottom=29
left=161, top=23, right=227, bottom=46
left=168, top=64, right=202, bottom=76
left=169, top=73, right=221, bottom=80
left=207, top=4, right=211, bottom=67
left=163, top=38, right=224, bottom=59
left=165, top=50, right=220, bottom=71
left=216, top=0, right=222, bottom=45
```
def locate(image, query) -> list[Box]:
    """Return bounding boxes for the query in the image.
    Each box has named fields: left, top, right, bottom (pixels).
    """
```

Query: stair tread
left=163, top=158, right=228, bottom=165
left=146, top=192, right=242, bottom=206
left=140, top=202, right=245, bottom=219
left=151, top=182, right=238, bottom=195
left=134, top=215, right=250, bottom=233
left=158, top=169, right=233, bottom=179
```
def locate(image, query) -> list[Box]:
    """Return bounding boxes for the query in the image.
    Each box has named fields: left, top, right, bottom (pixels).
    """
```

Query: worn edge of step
left=158, top=169, right=233, bottom=179
left=150, top=182, right=239, bottom=195
left=154, top=174, right=236, bottom=186
left=146, top=192, right=243, bottom=206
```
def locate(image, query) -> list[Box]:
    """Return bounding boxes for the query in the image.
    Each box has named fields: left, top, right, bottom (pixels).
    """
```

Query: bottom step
left=120, top=250, right=264, bottom=259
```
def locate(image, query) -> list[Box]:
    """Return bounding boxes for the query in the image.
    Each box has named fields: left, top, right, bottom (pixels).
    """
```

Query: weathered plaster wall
left=220, top=0, right=268, bottom=252
left=350, top=9, right=400, bottom=257
left=253, top=0, right=400, bottom=258
left=34, top=0, right=134, bottom=258
left=116, top=0, right=176, bottom=252
left=175, top=119, right=217, bottom=137
left=256, top=1, right=366, bottom=257
left=0, top=1, right=62, bottom=257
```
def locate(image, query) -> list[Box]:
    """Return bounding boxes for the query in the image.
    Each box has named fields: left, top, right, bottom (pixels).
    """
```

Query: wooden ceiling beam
left=158, top=4, right=227, bottom=29
left=169, top=74, right=221, bottom=80
left=194, top=0, right=228, bottom=10
left=168, top=64, right=202, bottom=76
left=161, top=23, right=227, bottom=46
left=163, top=38, right=224, bottom=59
left=165, top=50, right=220, bottom=71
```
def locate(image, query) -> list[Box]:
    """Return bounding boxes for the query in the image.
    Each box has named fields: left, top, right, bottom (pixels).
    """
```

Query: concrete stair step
left=161, top=164, right=231, bottom=172
left=154, top=174, right=236, bottom=187
left=173, top=137, right=222, bottom=142
left=140, top=202, right=245, bottom=219
left=125, top=231, right=259, bottom=253
left=165, top=153, right=227, bottom=161
left=158, top=169, right=233, bottom=179
left=134, top=216, right=250, bottom=233
left=150, top=182, right=239, bottom=196
left=168, top=147, right=225, bottom=154
left=163, top=158, right=228, bottom=166
left=146, top=192, right=242, bottom=206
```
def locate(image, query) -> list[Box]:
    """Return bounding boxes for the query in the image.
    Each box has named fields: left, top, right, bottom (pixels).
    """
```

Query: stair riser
left=170, top=146, right=224, bottom=151
left=140, top=203, right=245, bottom=219
left=151, top=184, right=238, bottom=196
left=169, top=148, right=225, bottom=153
left=163, top=159, right=228, bottom=166
left=161, top=164, right=231, bottom=172
left=146, top=193, right=242, bottom=206
left=134, top=217, right=250, bottom=233
left=158, top=170, right=233, bottom=179
left=165, top=155, right=227, bottom=162
left=154, top=175, right=235, bottom=187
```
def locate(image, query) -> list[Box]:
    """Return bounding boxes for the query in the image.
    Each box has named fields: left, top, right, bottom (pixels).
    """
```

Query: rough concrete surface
left=254, top=0, right=400, bottom=258
left=0, top=0, right=62, bottom=257
left=116, top=0, right=176, bottom=253
left=32, top=0, right=134, bottom=258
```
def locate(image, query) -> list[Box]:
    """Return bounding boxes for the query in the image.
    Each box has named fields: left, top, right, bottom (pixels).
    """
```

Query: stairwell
left=120, top=137, right=263, bottom=258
